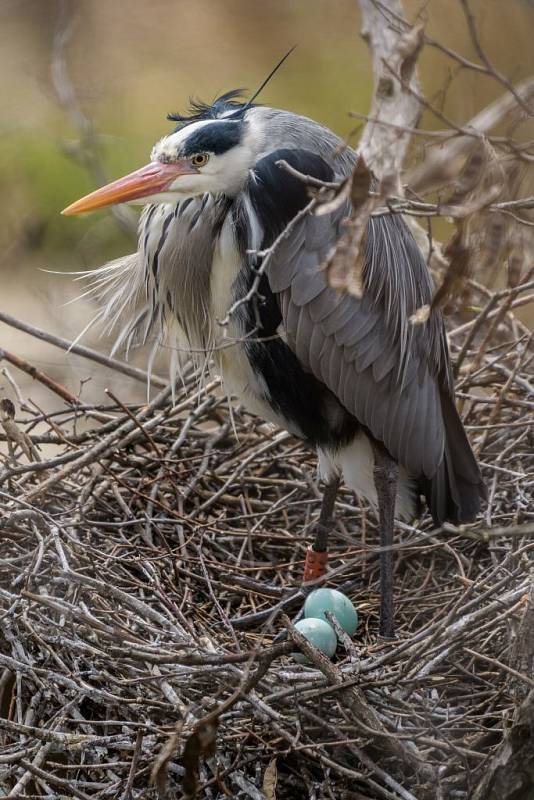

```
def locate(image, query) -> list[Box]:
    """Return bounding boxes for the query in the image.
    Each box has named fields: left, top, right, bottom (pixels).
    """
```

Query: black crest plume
left=167, top=45, right=297, bottom=129
left=167, top=89, right=247, bottom=128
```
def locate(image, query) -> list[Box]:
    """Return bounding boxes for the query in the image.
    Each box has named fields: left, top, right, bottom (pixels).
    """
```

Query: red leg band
left=303, top=547, right=328, bottom=583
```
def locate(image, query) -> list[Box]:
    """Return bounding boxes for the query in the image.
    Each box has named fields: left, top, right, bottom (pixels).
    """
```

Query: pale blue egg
left=304, top=588, right=359, bottom=636
left=292, top=618, right=338, bottom=663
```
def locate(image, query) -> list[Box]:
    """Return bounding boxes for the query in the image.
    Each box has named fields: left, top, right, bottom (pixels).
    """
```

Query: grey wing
left=266, top=206, right=447, bottom=479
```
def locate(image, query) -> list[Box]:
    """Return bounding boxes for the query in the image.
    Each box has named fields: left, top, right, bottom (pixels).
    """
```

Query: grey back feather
left=248, top=106, right=356, bottom=173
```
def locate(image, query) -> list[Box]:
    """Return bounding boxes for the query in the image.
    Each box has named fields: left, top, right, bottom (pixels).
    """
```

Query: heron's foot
left=230, top=553, right=329, bottom=631
left=229, top=576, right=361, bottom=631
left=229, top=587, right=305, bottom=630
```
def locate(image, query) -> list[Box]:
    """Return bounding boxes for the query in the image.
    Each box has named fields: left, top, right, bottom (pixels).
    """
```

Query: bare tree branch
left=358, top=0, right=424, bottom=187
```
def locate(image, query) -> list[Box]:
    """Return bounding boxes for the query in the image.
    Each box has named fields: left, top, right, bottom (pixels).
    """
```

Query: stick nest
left=0, top=277, right=533, bottom=800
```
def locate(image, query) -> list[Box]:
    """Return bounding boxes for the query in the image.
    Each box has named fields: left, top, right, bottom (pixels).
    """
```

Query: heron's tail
left=425, top=391, right=486, bottom=525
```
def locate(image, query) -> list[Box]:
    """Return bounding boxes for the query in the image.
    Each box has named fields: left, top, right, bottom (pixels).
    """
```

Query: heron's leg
left=303, top=476, right=340, bottom=583
left=371, top=442, right=398, bottom=639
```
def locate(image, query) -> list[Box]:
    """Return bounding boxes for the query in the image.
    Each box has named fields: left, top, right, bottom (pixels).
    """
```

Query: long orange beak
left=61, top=160, right=198, bottom=216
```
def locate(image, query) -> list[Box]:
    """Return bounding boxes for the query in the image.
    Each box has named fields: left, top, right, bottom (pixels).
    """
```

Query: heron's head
left=62, top=92, right=261, bottom=216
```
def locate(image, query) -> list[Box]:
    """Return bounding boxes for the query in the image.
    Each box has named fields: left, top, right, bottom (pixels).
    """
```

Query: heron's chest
left=209, top=219, right=304, bottom=435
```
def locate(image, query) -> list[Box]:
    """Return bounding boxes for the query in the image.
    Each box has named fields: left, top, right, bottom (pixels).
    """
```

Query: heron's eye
left=191, top=153, right=210, bottom=167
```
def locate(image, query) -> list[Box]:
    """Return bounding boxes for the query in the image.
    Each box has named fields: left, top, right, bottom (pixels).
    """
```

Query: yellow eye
left=191, top=153, right=209, bottom=167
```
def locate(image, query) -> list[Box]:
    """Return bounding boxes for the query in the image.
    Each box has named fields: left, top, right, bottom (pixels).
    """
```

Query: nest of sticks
left=0, top=273, right=533, bottom=800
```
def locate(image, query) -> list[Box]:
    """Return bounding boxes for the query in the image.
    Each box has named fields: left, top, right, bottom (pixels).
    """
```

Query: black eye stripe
left=180, top=121, right=242, bottom=157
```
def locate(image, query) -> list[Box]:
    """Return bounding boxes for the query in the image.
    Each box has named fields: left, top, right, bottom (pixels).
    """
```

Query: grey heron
left=62, top=88, right=485, bottom=637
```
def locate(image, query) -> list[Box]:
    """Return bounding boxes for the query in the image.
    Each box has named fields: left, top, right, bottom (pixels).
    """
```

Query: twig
left=0, top=309, right=167, bottom=388
left=0, top=348, right=79, bottom=406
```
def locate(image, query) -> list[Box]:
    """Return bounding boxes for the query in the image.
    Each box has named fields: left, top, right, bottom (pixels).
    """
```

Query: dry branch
left=358, top=0, right=424, bottom=186
left=0, top=309, right=167, bottom=389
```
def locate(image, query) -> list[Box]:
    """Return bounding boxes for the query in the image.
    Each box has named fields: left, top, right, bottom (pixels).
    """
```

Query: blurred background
left=1, top=0, right=533, bottom=409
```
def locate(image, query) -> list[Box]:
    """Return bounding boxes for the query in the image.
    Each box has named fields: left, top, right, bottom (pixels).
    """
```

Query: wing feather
left=291, top=257, right=325, bottom=305
left=294, top=305, right=315, bottom=364
left=306, top=323, right=323, bottom=366
left=320, top=294, right=357, bottom=336
left=308, top=286, right=346, bottom=323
